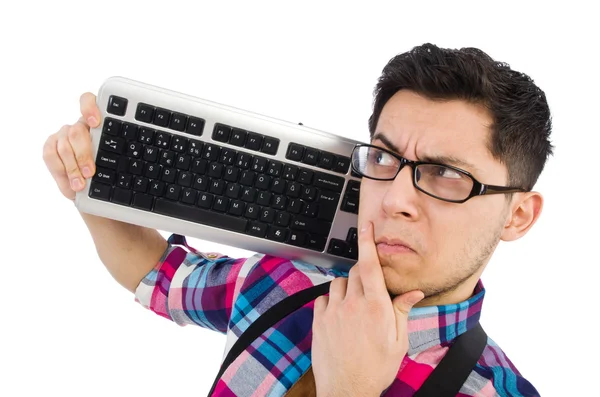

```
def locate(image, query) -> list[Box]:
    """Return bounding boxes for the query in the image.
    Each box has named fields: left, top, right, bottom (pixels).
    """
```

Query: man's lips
left=375, top=237, right=415, bottom=253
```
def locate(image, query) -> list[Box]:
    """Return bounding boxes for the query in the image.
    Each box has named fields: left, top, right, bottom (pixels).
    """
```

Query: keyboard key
left=327, top=238, right=348, bottom=256
left=107, top=95, right=127, bottom=116
left=313, top=171, right=344, bottom=193
left=346, top=180, right=361, bottom=196
left=132, top=193, right=154, bottom=210
left=286, top=143, right=304, bottom=161
left=169, top=112, right=188, bottom=132
left=333, top=156, right=350, bottom=174
left=121, top=122, right=139, bottom=141
left=186, top=117, right=204, bottom=136
left=102, top=118, right=121, bottom=136
left=287, top=231, right=307, bottom=247
left=100, top=135, right=125, bottom=154
left=247, top=222, right=267, bottom=237
left=213, top=124, right=231, bottom=142
left=153, top=107, right=171, bottom=127
left=306, top=234, right=327, bottom=251
left=317, top=152, right=335, bottom=170
left=135, top=103, right=154, bottom=123
left=229, top=128, right=247, bottom=146
left=138, top=127, right=155, bottom=145
left=341, top=195, right=359, bottom=213
left=96, top=150, right=119, bottom=170
left=261, top=136, right=279, bottom=155
left=153, top=198, right=247, bottom=233
left=92, top=167, right=115, bottom=185
left=346, top=227, right=358, bottom=244
left=267, top=226, right=287, bottom=242
left=303, top=148, right=318, bottom=165
left=111, top=187, right=132, bottom=205
left=245, top=132, right=262, bottom=151
left=89, top=181, right=111, bottom=201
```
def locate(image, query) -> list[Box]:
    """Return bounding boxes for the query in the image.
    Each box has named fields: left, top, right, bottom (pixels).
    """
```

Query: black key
left=302, top=202, right=318, bottom=218
left=224, top=166, right=239, bottom=182
left=129, top=159, right=144, bottom=175
left=169, top=112, right=188, bottom=132
left=266, top=226, right=287, bottom=242
left=191, top=159, right=208, bottom=174
left=341, top=195, right=359, bottom=213
left=126, top=141, right=143, bottom=158
left=255, top=174, right=271, bottom=190
left=154, top=199, right=247, bottom=232
left=175, top=154, right=191, bottom=171
left=300, top=186, right=317, bottom=201
left=202, top=144, right=220, bottom=161
left=266, top=161, right=282, bottom=177
left=133, top=176, right=149, bottom=192
left=170, top=136, right=188, bottom=153
left=93, top=167, right=116, bottom=185
left=209, top=179, right=226, bottom=195
left=286, top=182, right=301, bottom=198
left=247, top=221, right=267, bottom=237
left=180, top=188, right=197, bottom=205
left=303, top=148, right=319, bottom=165
left=225, top=183, right=241, bottom=199
left=117, top=173, right=131, bottom=189
left=275, top=211, right=290, bottom=227
left=148, top=180, right=165, bottom=196
left=286, top=143, right=304, bottom=161
left=186, top=117, right=204, bottom=136
left=346, top=243, right=358, bottom=260
left=270, top=178, right=286, bottom=194
left=121, top=122, right=138, bottom=141
left=313, top=171, right=345, bottom=193
left=187, top=140, right=203, bottom=157
left=192, top=175, right=208, bottom=191
left=239, top=170, right=256, bottom=186
left=107, top=95, right=127, bottom=116
left=259, top=207, right=275, bottom=223
left=132, top=193, right=154, bottom=210
left=96, top=150, right=119, bottom=170
left=144, top=163, right=161, bottom=180
left=89, top=181, right=111, bottom=201
left=272, top=195, right=287, bottom=210
left=298, top=169, right=313, bottom=184
left=346, top=227, right=358, bottom=244
left=261, top=136, right=279, bottom=155
left=111, top=187, right=132, bottom=205
left=100, top=135, right=125, bottom=154
left=287, top=230, right=307, bottom=247
left=245, top=204, right=260, bottom=219
left=317, top=191, right=340, bottom=221
left=241, top=187, right=257, bottom=202
left=138, top=127, right=155, bottom=145
left=165, top=184, right=181, bottom=201
left=251, top=157, right=267, bottom=173
left=208, top=162, right=224, bottom=178
left=159, top=150, right=176, bottom=167
left=219, top=148, right=237, bottom=165
left=229, top=128, right=247, bottom=146
left=102, top=118, right=121, bottom=136
left=327, top=239, right=348, bottom=257
left=213, top=197, right=229, bottom=212
left=257, top=191, right=271, bottom=206
left=245, top=132, right=262, bottom=151
left=306, top=234, right=327, bottom=251
left=317, top=152, right=335, bottom=170
left=135, top=103, right=154, bottom=123
left=228, top=200, right=245, bottom=216
left=197, top=192, right=213, bottom=209
left=290, top=216, right=331, bottom=236
left=143, top=146, right=159, bottom=163
left=161, top=167, right=177, bottom=183
left=155, top=132, right=171, bottom=149
left=153, top=107, right=171, bottom=127
left=235, top=153, right=252, bottom=169
left=333, top=156, right=350, bottom=174
left=346, top=180, right=361, bottom=196
left=213, top=124, right=231, bottom=142
left=287, top=198, right=303, bottom=214
left=283, top=165, right=298, bottom=180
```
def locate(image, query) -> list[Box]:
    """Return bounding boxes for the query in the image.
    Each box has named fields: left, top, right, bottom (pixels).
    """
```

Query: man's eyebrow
left=371, top=132, right=480, bottom=173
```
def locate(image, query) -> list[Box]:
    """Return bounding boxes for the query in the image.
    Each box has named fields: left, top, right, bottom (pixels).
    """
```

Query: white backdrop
left=2, top=1, right=598, bottom=396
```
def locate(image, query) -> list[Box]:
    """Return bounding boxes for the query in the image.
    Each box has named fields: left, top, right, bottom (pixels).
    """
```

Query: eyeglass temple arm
left=481, top=184, right=528, bottom=195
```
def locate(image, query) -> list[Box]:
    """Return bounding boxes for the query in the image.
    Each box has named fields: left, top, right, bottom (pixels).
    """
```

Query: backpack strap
left=413, top=322, right=488, bottom=397
left=206, top=281, right=332, bottom=396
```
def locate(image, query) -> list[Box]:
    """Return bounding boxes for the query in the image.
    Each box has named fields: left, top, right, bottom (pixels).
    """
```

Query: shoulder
left=463, top=336, right=540, bottom=397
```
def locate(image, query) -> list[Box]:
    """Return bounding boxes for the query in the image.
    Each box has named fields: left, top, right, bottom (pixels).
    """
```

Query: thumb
left=393, top=290, right=424, bottom=337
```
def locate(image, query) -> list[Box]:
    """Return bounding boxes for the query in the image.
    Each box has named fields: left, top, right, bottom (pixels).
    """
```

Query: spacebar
left=153, top=199, right=248, bottom=233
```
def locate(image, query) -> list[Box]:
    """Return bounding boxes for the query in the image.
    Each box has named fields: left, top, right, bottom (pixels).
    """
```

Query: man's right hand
left=43, top=93, right=102, bottom=201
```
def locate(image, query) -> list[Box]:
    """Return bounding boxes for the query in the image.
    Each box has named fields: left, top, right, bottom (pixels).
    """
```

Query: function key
left=286, top=143, right=304, bottom=161
left=186, top=117, right=204, bottom=136
left=245, top=132, right=263, bottom=151
left=153, top=107, right=171, bottom=127
left=213, top=124, right=231, bottom=142
left=303, top=148, right=319, bottom=165
left=317, top=152, right=335, bottom=170
left=333, top=156, right=350, bottom=174
left=261, top=136, right=279, bottom=155
left=102, top=118, right=121, bottom=136
left=107, top=95, right=128, bottom=116
left=229, top=128, right=247, bottom=147
left=169, top=112, right=188, bottom=132
left=135, top=103, right=154, bottom=123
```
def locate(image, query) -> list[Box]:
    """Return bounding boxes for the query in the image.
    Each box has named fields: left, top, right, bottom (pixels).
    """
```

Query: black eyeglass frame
left=350, top=144, right=528, bottom=204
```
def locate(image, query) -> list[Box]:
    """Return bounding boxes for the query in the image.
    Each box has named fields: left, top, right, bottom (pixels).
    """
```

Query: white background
left=2, top=1, right=598, bottom=396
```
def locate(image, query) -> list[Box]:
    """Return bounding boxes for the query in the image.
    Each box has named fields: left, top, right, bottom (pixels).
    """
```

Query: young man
left=43, top=43, right=551, bottom=396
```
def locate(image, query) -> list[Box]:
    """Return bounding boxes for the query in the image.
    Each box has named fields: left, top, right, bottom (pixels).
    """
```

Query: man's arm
left=79, top=211, right=168, bottom=294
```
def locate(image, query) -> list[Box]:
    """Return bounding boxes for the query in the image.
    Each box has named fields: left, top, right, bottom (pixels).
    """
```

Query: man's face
left=358, top=90, right=511, bottom=302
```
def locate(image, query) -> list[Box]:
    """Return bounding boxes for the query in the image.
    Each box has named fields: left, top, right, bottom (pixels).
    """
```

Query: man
left=43, top=43, right=551, bottom=396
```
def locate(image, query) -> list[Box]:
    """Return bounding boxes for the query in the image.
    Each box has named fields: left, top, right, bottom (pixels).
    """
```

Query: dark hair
left=368, top=43, right=553, bottom=191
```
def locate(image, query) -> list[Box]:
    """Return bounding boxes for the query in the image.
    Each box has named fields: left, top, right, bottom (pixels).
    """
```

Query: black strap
left=207, top=281, right=332, bottom=396
left=413, top=322, right=488, bottom=397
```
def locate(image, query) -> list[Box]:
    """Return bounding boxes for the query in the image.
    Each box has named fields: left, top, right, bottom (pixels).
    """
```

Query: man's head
left=357, top=43, right=553, bottom=305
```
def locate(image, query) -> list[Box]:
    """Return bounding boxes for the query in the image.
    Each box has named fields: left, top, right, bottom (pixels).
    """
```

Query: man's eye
left=436, top=167, right=462, bottom=179
left=374, top=151, right=395, bottom=166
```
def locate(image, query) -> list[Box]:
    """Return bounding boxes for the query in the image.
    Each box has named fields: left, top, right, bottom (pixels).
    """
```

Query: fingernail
left=87, top=116, right=98, bottom=127
left=82, top=166, right=92, bottom=178
left=71, top=178, right=83, bottom=190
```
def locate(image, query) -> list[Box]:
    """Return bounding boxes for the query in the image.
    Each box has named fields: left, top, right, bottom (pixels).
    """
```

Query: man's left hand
left=311, top=221, right=424, bottom=397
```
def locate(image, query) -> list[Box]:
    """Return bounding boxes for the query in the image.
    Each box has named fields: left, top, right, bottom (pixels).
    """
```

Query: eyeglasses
left=350, top=144, right=527, bottom=203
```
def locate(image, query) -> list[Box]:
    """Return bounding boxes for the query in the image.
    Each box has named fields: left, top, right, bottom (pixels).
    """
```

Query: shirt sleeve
left=133, top=233, right=258, bottom=334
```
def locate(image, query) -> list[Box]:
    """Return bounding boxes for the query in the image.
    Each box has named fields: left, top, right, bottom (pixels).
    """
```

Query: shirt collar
left=406, top=280, right=485, bottom=355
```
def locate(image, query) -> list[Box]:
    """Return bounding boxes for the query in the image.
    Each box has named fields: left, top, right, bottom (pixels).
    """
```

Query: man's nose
left=381, top=165, right=420, bottom=219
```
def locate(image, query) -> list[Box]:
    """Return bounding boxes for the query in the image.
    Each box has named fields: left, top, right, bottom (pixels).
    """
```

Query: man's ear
left=501, top=191, right=544, bottom=242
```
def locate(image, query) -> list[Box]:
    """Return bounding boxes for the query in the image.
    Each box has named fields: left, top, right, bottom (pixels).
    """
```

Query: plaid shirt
left=134, top=234, right=540, bottom=397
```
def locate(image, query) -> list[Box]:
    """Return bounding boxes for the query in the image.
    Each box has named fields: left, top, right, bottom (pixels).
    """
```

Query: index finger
left=357, top=221, right=388, bottom=301
left=79, top=92, right=101, bottom=128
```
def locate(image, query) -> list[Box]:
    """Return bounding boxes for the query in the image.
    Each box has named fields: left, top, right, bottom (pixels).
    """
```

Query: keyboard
left=75, top=77, right=364, bottom=270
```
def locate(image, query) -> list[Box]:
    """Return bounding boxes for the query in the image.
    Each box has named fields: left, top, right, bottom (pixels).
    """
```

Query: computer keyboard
left=75, top=77, right=364, bottom=270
